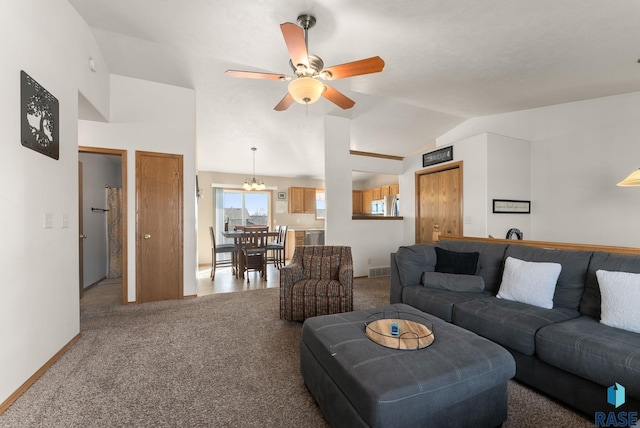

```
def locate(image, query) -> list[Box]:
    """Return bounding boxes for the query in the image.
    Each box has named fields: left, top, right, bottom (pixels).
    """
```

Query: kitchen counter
left=352, top=215, right=404, bottom=220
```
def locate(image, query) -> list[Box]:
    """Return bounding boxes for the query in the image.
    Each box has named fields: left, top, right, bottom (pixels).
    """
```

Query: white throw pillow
left=596, top=270, right=640, bottom=334
left=496, top=256, right=561, bottom=309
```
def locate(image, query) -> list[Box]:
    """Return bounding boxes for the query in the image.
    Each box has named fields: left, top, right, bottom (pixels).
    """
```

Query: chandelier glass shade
left=288, top=77, right=325, bottom=104
left=617, top=168, right=640, bottom=187
left=243, top=147, right=265, bottom=191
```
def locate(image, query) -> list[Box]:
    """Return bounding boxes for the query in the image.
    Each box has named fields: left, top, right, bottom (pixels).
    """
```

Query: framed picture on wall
left=492, top=199, right=531, bottom=214
left=21, top=70, right=59, bottom=160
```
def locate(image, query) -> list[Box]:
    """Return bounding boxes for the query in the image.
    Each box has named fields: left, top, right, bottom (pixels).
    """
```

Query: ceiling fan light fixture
left=617, top=168, right=640, bottom=186
left=288, top=77, right=325, bottom=104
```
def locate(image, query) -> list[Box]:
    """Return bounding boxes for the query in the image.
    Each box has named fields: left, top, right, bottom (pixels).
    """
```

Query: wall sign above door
left=21, top=70, right=59, bottom=160
left=422, top=146, right=453, bottom=167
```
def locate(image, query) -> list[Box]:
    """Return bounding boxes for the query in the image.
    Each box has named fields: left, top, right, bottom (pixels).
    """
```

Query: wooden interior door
left=416, top=161, right=463, bottom=243
left=136, top=151, right=183, bottom=303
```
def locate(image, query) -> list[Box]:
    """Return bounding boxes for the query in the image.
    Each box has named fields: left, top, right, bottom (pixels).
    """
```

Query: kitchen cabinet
left=372, top=187, right=381, bottom=200
left=289, top=187, right=317, bottom=214
left=381, top=185, right=390, bottom=197
left=362, top=189, right=373, bottom=214
left=352, top=190, right=363, bottom=214
left=295, top=230, right=305, bottom=247
left=390, top=183, right=399, bottom=195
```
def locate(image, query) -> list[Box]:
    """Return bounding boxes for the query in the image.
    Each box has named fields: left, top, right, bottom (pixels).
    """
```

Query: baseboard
left=0, top=332, right=81, bottom=415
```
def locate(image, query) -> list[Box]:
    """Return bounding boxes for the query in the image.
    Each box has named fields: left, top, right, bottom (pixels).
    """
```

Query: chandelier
left=243, top=147, right=266, bottom=191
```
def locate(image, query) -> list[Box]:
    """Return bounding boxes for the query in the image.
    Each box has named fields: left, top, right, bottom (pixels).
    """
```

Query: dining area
left=209, top=225, right=288, bottom=284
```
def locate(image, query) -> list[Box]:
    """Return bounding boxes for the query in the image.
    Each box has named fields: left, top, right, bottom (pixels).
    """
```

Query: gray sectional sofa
left=390, top=237, right=640, bottom=417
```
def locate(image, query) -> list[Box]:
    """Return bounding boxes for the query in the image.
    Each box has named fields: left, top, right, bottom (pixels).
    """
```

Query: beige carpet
left=0, top=277, right=592, bottom=427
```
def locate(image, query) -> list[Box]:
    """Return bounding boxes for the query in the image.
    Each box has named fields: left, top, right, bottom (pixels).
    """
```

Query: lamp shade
left=617, top=168, right=640, bottom=187
left=288, top=77, right=325, bottom=104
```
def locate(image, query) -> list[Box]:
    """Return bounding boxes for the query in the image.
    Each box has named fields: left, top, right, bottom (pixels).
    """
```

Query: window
left=222, top=190, right=270, bottom=229
left=316, top=190, right=325, bottom=219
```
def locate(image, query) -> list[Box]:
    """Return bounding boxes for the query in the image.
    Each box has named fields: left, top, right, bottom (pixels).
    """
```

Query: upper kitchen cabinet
left=289, top=187, right=317, bottom=214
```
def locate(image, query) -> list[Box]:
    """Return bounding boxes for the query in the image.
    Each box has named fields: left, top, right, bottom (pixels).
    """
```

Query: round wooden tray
left=365, top=318, right=434, bottom=350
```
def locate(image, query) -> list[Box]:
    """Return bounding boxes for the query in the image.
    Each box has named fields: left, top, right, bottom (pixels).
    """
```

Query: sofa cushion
left=402, top=286, right=492, bottom=322
left=596, top=270, right=640, bottom=334
left=496, top=257, right=561, bottom=309
left=504, top=245, right=592, bottom=310
left=453, top=297, right=580, bottom=355
left=421, top=272, right=485, bottom=292
left=395, top=245, right=437, bottom=286
left=434, top=247, right=479, bottom=275
left=581, top=251, right=640, bottom=318
left=437, top=240, right=509, bottom=293
left=536, top=316, right=640, bottom=397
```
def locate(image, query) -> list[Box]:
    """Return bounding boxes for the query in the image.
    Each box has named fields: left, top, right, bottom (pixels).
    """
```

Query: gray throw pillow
left=421, top=271, right=485, bottom=293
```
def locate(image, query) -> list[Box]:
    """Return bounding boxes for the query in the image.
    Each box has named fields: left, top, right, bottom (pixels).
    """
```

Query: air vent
left=368, top=266, right=390, bottom=278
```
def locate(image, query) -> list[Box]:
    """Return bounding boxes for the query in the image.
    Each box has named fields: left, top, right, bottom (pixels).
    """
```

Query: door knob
left=80, top=234, right=87, bottom=239
left=144, top=234, right=151, bottom=240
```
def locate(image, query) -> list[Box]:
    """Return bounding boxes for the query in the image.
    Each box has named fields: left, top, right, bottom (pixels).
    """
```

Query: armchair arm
left=280, top=262, right=305, bottom=288
left=338, top=260, right=354, bottom=289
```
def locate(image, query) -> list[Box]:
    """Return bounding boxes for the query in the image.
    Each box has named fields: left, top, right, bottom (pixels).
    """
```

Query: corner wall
left=325, top=116, right=405, bottom=276
left=79, top=75, right=197, bottom=301
left=0, top=0, right=109, bottom=406
left=434, top=91, right=640, bottom=247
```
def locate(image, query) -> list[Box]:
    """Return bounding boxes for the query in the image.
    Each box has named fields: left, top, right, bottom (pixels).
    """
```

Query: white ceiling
left=69, top=0, right=640, bottom=179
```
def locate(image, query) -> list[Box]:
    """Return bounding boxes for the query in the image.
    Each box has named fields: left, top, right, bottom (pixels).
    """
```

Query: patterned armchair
left=280, top=246, right=353, bottom=321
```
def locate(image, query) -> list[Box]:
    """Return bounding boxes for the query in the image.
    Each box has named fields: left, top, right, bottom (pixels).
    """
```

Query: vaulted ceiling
left=69, top=0, right=640, bottom=178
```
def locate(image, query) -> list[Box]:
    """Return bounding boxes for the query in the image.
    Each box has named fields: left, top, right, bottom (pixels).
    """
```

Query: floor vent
left=368, top=266, right=390, bottom=278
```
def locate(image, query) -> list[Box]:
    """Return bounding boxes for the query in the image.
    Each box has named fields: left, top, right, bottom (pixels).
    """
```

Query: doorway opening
left=78, top=146, right=128, bottom=306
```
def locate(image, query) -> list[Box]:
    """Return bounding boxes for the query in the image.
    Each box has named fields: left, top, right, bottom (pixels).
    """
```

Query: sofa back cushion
left=395, top=244, right=437, bottom=286
left=437, top=240, right=508, bottom=293
left=504, top=245, right=591, bottom=310
left=434, top=247, right=479, bottom=275
left=581, top=251, right=640, bottom=317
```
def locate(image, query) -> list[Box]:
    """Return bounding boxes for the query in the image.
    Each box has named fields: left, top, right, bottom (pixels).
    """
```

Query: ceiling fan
left=225, top=14, right=385, bottom=111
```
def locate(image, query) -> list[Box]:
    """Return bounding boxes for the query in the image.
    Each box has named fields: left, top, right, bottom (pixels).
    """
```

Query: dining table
left=222, top=229, right=279, bottom=278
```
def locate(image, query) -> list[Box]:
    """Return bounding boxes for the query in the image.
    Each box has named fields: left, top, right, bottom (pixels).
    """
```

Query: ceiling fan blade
left=225, top=70, right=290, bottom=81
left=274, top=93, right=295, bottom=111
left=322, top=56, right=385, bottom=80
left=322, top=85, right=355, bottom=109
left=280, top=22, right=309, bottom=68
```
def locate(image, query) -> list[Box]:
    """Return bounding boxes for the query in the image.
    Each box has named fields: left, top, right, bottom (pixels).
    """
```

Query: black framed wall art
left=21, top=70, right=59, bottom=160
left=423, top=146, right=453, bottom=168
left=492, top=199, right=531, bottom=214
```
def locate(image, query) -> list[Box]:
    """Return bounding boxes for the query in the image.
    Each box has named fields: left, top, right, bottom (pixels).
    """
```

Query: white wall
left=487, top=133, right=531, bottom=239
left=325, top=116, right=405, bottom=276
left=433, top=92, right=640, bottom=247
left=79, top=75, right=197, bottom=301
left=79, top=153, right=122, bottom=288
left=0, top=0, right=109, bottom=406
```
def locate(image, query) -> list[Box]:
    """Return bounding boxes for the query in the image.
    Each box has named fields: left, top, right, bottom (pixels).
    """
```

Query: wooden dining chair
left=267, top=225, right=288, bottom=269
left=239, top=226, right=269, bottom=283
left=209, top=226, right=236, bottom=280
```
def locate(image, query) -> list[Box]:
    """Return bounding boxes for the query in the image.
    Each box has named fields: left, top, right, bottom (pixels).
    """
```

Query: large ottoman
left=300, top=304, right=516, bottom=427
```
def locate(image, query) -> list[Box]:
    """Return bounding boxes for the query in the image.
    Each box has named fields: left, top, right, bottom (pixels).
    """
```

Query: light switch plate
left=62, top=213, right=69, bottom=228
left=44, top=212, right=53, bottom=229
